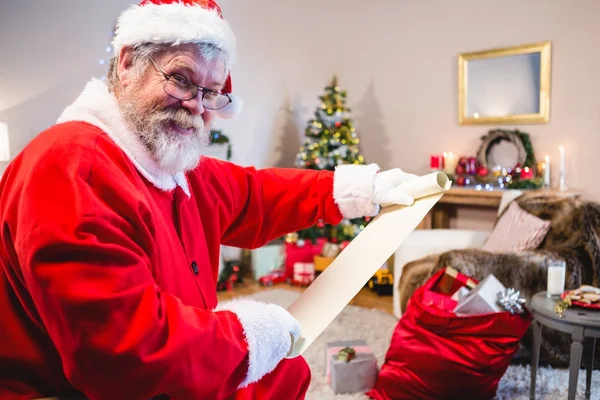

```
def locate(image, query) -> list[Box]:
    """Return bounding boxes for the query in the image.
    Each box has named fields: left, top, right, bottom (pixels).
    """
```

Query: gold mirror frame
left=458, top=41, right=552, bottom=125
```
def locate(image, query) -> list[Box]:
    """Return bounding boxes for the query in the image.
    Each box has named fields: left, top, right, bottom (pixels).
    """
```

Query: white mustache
left=157, top=108, right=203, bottom=132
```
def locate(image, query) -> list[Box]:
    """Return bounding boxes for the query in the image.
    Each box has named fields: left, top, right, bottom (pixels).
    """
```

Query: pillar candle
left=443, top=152, right=458, bottom=175
left=558, top=146, right=566, bottom=191
left=544, top=155, right=551, bottom=187
left=559, top=146, right=565, bottom=178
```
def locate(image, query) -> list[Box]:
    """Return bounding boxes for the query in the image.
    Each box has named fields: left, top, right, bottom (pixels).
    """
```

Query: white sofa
left=392, top=189, right=523, bottom=319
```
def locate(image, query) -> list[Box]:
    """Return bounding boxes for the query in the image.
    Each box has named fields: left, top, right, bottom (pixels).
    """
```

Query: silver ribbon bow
left=497, top=288, right=527, bottom=315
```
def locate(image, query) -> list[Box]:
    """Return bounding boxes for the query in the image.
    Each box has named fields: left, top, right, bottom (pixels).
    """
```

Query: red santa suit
left=0, top=76, right=383, bottom=400
left=0, top=1, right=418, bottom=398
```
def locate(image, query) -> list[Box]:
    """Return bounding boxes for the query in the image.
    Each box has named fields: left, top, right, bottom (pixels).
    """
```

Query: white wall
left=1, top=0, right=599, bottom=203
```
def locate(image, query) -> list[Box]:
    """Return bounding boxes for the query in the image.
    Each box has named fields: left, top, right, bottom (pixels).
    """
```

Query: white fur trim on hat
left=333, top=163, right=380, bottom=218
left=112, top=1, right=236, bottom=67
left=215, top=94, right=243, bottom=119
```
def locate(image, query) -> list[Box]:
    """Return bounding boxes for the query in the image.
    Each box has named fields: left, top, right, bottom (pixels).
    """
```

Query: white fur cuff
left=216, top=299, right=299, bottom=388
left=333, top=163, right=380, bottom=219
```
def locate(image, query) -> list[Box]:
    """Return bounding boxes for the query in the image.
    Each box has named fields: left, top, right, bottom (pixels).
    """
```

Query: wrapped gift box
left=250, top=242, right=285, bottom=280
left=293, top=262, right=315, bottom=285
left=313, top=255, right=335, bottom=272
left=284, top=238, right=326, bottom=279
left=437, top=266, right=477, bottom=294
left=420, top=267, right=479, bottom=312
left=454, top=274, right=506, bottom=315
left=325, top=340, right=378, bottom=394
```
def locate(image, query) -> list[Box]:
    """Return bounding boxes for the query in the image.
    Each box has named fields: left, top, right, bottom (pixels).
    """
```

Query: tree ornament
left=315, top=157, right=328, bottom=169
left=496, top=288, right=527, bottom=315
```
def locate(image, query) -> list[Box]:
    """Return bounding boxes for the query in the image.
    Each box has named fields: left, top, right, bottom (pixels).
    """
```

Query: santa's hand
left=216, top=299, right=300, bottom=388
left=373, top=168, right=418, bottom=207
left=333, top=163, right=418, bottom=218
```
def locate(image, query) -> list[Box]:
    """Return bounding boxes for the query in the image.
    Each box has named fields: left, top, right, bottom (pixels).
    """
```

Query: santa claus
left=0, top=1, right=416, bottom=399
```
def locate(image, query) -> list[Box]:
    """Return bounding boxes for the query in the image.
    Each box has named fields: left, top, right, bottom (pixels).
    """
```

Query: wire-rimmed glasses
left=149, top=57, right=231, bottom=111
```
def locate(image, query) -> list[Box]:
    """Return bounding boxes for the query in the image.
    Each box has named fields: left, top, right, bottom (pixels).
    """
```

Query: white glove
left=216, top=299, right=300, bottom=388
left=334, top=164, right=419, bottom=218
left=373, top=168, right=419, bottom=207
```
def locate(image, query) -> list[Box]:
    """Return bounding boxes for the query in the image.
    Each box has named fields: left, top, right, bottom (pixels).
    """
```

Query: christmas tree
left=288, top=76, right=372, bottom=245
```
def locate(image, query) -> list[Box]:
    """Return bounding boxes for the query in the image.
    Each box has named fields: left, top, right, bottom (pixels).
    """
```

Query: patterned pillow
left=481, top=201, right=551, bottom=252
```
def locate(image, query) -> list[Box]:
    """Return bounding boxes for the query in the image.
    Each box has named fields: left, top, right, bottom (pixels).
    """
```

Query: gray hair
left=106, top=41, right=228, bottom=91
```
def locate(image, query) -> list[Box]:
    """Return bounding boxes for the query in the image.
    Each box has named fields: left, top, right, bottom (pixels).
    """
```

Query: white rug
left=245, top=288, right=599, bottom=400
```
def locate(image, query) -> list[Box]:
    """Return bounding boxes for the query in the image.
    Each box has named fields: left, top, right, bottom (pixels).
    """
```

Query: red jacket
left=0, top=80, right=378, bottom=399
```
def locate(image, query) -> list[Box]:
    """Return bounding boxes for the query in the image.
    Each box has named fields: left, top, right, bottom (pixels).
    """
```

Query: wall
left=1, top=0, right=599, bottom=222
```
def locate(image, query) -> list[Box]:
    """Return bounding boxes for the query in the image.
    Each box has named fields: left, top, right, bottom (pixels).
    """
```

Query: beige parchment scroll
left=286, top=171, right=451, bottom=358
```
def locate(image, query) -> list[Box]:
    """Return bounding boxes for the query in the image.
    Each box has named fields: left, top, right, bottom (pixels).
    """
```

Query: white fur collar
left=57, top=78, right=191, bottom=197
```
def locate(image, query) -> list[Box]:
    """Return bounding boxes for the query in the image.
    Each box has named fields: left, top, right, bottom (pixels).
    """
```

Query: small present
left=325, top=340, right=378, bottom=394
left=292, top=262, right=315, bottom=285
left=313, top=255, right=335, bottom=272
left=321, top=242, right=341, bottom=258
left=437, top=266, right=477, bottom=295
left=284, top=238, right=326, bottom=279
left=454, top=274, right=506, bottom=315
left=421, top=267, right=479, bottom=312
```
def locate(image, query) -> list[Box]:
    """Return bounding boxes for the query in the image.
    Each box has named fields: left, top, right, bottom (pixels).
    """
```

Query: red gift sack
left=367, top=268, right=531, bottom=400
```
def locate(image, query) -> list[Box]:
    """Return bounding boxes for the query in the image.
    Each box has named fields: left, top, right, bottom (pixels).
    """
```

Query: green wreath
left=476, top=129, right=542, bottom=189
left=476, top=129, right=536, bottom=169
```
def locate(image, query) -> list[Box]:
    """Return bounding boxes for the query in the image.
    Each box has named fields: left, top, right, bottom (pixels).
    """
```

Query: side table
left=530, top=292, right=600, bottom=400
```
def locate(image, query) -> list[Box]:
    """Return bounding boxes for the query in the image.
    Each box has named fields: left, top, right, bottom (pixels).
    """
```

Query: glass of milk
left=546, top=260, right=566, bottom=298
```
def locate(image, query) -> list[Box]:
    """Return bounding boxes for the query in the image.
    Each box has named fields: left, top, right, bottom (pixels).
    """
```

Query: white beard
left=118, top=86, right=211, bottom=175
left=145, top=119, right=211, bottom=174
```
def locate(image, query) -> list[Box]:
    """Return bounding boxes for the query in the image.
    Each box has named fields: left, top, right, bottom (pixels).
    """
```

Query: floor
left=217, top=279, right=395, bottom=315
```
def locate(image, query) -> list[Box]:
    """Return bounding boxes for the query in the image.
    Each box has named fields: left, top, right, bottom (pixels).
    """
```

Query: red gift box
left=420, top=267, right=478, bottom=312
left=284, top=238, right=326, bottom=279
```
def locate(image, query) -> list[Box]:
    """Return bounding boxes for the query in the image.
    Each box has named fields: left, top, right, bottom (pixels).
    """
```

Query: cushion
left=481, top=201, right=551, bottom=252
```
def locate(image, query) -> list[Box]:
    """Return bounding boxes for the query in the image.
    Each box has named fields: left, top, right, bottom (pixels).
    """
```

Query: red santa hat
left=111, top=0, right=242, bottom=119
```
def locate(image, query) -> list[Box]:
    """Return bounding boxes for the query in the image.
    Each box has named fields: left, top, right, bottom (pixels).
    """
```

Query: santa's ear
left=116, top=45, right=137, bottom=88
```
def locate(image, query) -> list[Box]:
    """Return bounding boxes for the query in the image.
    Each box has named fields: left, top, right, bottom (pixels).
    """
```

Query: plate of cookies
left=561, top=285, right=600, bottom=309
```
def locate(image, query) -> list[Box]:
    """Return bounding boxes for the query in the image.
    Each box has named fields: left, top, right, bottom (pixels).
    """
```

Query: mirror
left=458, top=41, right=552, bottom=125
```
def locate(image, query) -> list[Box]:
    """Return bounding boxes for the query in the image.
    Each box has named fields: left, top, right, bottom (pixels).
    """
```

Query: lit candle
left=443, top=152, right=458, bottom=175
left=544, top=155, right=551, bottom=187
left=520, top=166, right=533, bottom=180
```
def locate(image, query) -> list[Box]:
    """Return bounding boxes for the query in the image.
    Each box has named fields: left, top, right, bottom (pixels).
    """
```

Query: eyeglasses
left=149, top=57, right=232, bottom=111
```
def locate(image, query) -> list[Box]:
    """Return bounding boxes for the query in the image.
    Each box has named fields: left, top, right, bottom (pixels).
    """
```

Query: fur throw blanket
left=398, top=192, right=600, bottom=368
